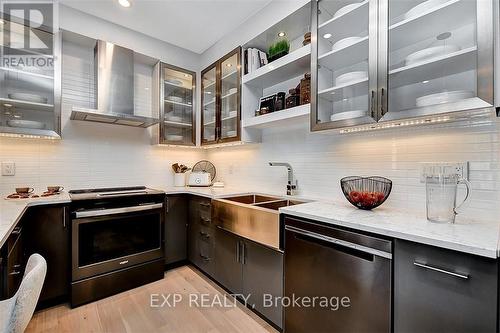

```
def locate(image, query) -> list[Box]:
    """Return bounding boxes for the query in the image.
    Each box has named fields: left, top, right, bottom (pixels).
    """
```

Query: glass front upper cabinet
left=160, top=63, right=195, bottom=145
left=381, top=0, right=494, bottom=121
left=311, top=0, right=378, bottom=131
left=201, top=47, right=241, bottom=145
left=0, top=17, right=61, bottom=138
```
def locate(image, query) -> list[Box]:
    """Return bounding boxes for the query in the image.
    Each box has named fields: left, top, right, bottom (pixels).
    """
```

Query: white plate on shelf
left=166, top=79, right=183, bottom=86
left=335, top=71, right=368, bottom=86
left=405, top=45, right=460, bottom=66
left=165, top=115, right=183, bottom=122
left=7, top=119, right=45, bottom=129
left=228, top=110, right=237, bottom=118
left=333, top=2, right=364, bottom=19
left=167, top=96, right=184, bottom=103
left=166, top=134, right=184, bottom=141
left=416, top=90, right=474, bottom=107
left=404, top=0, right=449, bottom=20
left=228, top=88, right=237, bottom=95
left=331, top=36, right=365, bottom=51
left=8, top=93, right=47, bottom=104
left=330, top=110, right=366, bottom=122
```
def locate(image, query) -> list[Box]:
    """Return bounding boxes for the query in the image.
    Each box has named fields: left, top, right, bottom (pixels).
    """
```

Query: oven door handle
left=74, top=203, right=163, bottom=218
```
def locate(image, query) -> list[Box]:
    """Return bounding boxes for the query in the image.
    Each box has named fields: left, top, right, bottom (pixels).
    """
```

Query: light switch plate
left=1, top=162, right=15, bottom=176
left=420, top=162, right=469, bottom=183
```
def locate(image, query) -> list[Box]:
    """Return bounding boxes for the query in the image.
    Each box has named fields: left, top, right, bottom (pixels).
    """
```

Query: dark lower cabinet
left=214, top=227, right=242, bottom=294
left=394, top=239, right=498, bottom=333
left=165, top=195, right=188, bottom=265
left=242, top=238, right=283, bottom=328
left=4, top=225, right=24, bottom=298
left=214, top=227, right=283, bottom=328
left=24, top=205, right=70, bottom=305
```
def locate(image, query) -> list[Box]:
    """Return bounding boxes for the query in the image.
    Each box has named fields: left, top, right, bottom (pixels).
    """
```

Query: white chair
left=0, top=254, right=47, bottom=333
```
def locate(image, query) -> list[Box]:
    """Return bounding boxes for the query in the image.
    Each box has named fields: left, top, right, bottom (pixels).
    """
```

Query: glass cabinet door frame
left=310, top=0, right=379, bottom=131
left=201, top=46, right=241, bottom=145
left=378, top=0, right=494, bottom=122
left=159, top=62, right=196, bottom=146
left=311, top=0, right=496, bottom=131
left=0, top=16, right=62, bottom=139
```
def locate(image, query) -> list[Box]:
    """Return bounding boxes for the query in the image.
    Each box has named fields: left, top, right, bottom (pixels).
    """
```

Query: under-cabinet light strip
left=0, top=132, right=60, bottom=140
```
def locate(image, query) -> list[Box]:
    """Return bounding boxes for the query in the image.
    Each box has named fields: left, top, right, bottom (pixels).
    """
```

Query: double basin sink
left=212, top=194, right=307, bottom=250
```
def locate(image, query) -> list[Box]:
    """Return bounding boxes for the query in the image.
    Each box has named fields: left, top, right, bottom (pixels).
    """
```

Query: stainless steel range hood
left=70, top=40, right=159, bottom=128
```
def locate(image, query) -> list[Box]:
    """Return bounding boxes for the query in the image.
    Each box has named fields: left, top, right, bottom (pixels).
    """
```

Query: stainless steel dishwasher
left=283, top=216, right=392, bottom=333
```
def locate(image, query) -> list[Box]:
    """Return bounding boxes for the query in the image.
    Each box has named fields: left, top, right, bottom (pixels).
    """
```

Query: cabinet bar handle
left=380, top=88, right=386, bottom=115
left=236, top=241, right=240, bottom=263
left=199, top=202, right=211, bottom=207
left=63, top=206, right=66, bottom=228
left=414, top=262, right=469, bottom=280
left=370, top=90, right=376, bottom=118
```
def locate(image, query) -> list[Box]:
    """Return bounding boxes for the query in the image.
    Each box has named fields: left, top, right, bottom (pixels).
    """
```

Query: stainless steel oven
left=72, top=203, right=163, bottom=281
left=69, top=186, right=165, bottom=307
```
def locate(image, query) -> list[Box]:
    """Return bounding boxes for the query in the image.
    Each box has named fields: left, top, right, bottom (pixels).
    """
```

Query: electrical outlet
left=1, top=162, right=15, bottom=176
left=420, top=162, right=469, bottom=183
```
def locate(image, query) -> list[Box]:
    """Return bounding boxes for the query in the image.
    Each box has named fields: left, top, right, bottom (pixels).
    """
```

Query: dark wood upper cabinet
left=201, top=47, right=242, bottom=145
left=159, top=63, right=196, bottom=146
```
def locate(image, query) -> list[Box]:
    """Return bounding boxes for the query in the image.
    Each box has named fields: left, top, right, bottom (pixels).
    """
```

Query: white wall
left=0, top=4, right=204, bottom=195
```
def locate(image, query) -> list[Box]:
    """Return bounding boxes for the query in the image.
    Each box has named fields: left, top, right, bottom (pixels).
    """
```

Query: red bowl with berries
left=340, top=176, right=392, bottom=210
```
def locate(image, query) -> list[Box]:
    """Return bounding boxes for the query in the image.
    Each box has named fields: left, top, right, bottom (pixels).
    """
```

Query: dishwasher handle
left=285, top=225, right=392, bottom=260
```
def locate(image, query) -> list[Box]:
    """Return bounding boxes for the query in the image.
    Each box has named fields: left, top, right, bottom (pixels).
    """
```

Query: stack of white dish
left=416, top=90, right=474, bottom=107
left=165, top=115, right=183, bottom=123
left=405, top=45, right=460, bottom=66
left=335, top=71, right=368, bottom=86
left=166, top=134, right=184, bottom=141
left=333, top=2, right=364, bottom=19
left=404, top=0, right=450, bottom=20
left=330, top=110, right=366, bottom=122
left=331, top=36, right=365, bottom=52
left=7, top=119, right=45, bottom=129
left=8, top=93, right=47, bottom=104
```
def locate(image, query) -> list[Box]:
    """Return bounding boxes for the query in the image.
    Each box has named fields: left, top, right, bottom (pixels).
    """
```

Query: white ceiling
left=61, top=0, right=272, bottom=54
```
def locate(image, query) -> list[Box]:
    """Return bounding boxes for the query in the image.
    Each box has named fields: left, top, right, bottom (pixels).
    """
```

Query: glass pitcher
left=426, top=174, right=471, bottom=223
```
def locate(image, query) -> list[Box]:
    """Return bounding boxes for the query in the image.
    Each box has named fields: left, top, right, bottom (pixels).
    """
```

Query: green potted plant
left=268, top=38, right=290, bottom=62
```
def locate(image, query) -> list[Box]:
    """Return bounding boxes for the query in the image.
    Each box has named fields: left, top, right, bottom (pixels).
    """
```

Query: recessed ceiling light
left=118, top=0, right=131, bottom=8
left=3, top=103, right=12, bottom=108
left=422, top=80, right=429, bottom=84
left=184, top=74, right=189, bottom=78
left=206, top=91, right=212, bottom=94
left=278, top=31, right=286, bottom=37
left=226, top=63, right=232, bottom=67
left=323, top=33, right=332, bottom=39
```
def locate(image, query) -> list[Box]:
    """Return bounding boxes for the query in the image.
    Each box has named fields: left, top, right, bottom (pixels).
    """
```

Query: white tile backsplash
left=206, top=118, right=500, bottom=222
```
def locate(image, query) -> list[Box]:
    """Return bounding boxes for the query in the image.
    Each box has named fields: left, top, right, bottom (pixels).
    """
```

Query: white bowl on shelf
left=7, top=119, right=46, bottom=129
left=416, top=90, right=474, bottom=107
left=335, top=71, right=368, bottom=86
left=166, top=134, right=184, bottom=141
left=330, top=110, right=366, bottom=122
left=405, top=45, right=460, bottom=66
left=8, top=93, right=47, bottom=104
left=404, top=0, right=450, bottom=20
left=333, top=2, right=363, bottom=19
left=332, top=36, right=365, bottom=51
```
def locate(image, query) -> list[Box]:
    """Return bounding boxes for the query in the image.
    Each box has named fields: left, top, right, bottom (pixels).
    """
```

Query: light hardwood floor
left=26, top=265, right=277, bottom=333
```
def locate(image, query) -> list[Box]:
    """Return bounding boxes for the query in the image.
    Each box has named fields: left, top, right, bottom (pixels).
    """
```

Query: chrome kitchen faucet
left=269, top=162, right=298, bottom=196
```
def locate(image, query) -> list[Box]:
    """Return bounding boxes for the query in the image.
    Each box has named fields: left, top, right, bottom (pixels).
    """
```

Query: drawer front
left=394, top=239, right=498, bottom=333
left=195, top=225, right=215, bottom=276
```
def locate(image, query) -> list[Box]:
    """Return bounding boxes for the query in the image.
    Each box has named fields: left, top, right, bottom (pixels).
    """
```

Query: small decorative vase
left=174, top=173, right=185, bottom=187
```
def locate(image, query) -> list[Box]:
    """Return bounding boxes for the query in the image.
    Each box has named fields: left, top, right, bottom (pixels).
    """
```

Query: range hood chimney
left=70, top=40, right=159, bottom=128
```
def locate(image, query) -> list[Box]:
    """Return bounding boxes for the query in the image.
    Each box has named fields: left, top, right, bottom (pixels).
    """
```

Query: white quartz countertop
left=0, top=193, right=71, bottom=248
left=1, top=186, right=498, bottom=259
left=279, top=201, right=500, bottom=259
